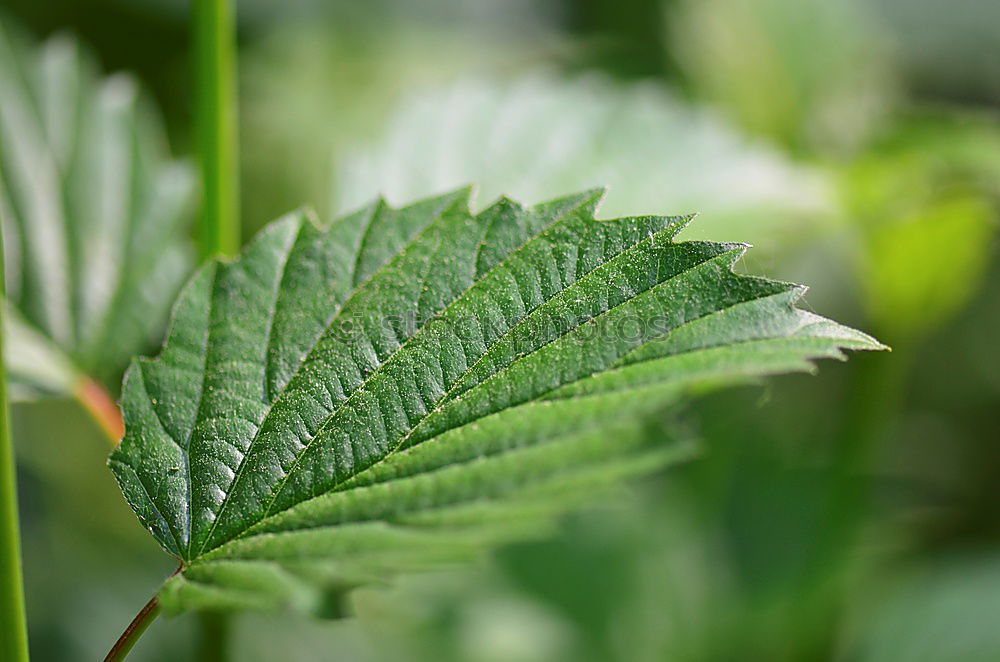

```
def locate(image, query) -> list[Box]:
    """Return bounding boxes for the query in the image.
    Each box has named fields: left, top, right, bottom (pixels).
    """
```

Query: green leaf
left=335, top=74, right=832, bottom=245
left=109, top=189, right=883, bottom=614
left=842, top=114, right=1000, bottom=343
left=0, top=19, right=194, bottom=401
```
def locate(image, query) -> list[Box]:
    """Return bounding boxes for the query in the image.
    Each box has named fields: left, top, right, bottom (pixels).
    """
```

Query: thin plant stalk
left=76, top=377, right=126, bottom=445
left=193, top=1, right=238, bottom=657
left=0, top=201, right=30, bottom=661
left=194, top=0, right=240, bottom=259
left=104, top=565, right=182, bottom=661
left=103, top=595, right=163, bottom=662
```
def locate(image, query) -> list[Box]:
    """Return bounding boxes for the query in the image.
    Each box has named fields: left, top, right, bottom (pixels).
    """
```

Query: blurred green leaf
left=109, top=188, right=881, bottom=614
left=862, top=193, right=994, bottom=342
left=843, top=114, right=1000, bottom=342
left=0, top=18, right=194, bottom=401
left=335, top=73, right=833, bottom=249
left=241, top=26, right=556, bottom=236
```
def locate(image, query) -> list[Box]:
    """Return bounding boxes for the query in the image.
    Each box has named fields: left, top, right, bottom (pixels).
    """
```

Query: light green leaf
left=109, top=189, right=882, bottom=614
left=842, top=114, right=1000, bottom=342
left=335, top=74, right=832, bottom=246
left=0, top=19, right=194, bottom=402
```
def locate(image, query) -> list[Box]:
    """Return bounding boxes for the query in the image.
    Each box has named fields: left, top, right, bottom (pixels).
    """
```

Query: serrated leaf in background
left=335, top=74, right=833, bottom=250
left=0, top=18, right=194, bottom=421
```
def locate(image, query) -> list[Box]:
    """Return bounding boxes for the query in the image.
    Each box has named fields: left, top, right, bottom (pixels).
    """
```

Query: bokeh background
left=2, top=0, right=999, bottom=659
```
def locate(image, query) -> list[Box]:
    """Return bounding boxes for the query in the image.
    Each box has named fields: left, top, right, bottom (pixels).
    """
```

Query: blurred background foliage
left=1, top=0, right=998, bottom=659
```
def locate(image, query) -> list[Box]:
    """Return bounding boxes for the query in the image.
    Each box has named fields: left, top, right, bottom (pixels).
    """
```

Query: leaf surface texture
left=109, top=190, right=882, bottom=613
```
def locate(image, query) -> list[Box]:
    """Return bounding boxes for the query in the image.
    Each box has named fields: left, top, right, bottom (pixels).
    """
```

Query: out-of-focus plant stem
left=0, top=187, right=30, bottom=662
left=195, top=0, right=240, bottom=260
left=192, top=1, right=239, bottom=659
left=829, top=342, right=908, bottom=550
left=198, top=611, right=230, bottom=662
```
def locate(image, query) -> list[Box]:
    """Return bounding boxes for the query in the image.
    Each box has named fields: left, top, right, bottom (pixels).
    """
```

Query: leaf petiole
left=75, top=377, right=126, bottom=446
left=103, top=594, right=163, bottom=662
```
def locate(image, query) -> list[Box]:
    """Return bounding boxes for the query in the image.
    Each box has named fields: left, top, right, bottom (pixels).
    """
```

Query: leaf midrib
left=190, top=199, right=448, bottom=557
left=253, top=202, right=660, bottom=532
left=181, top=262, right=221, bottom=551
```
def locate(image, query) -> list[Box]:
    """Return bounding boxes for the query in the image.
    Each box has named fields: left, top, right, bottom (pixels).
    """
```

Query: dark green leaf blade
left=109, top=189, right=883, bottom=613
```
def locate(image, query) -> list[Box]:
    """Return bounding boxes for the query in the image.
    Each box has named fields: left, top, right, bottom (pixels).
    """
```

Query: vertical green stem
left=197, top=612, right=230, bottom=662
left=192, top=1, right=238, bottom=658
left=826, top=344, right=908, bottom=557
left=0, top=196, right=30, bottom=661
left=837, top=345, right=909, bottom=473
left=194, top=0, right=240, bottom=259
